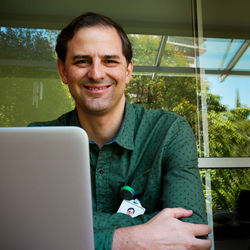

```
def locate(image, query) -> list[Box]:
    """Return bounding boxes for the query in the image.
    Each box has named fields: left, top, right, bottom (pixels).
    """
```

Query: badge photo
left=117, top=200, right=146, bottom=218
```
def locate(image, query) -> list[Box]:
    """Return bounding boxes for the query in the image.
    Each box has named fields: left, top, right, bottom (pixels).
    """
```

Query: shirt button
left=99, top=169, right=104, bottom=174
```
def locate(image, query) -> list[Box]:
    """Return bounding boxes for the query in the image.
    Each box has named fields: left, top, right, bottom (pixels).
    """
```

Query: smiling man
left=29, top=13, right=211, bottom=249
left=57, top=24, right=132, bottom=147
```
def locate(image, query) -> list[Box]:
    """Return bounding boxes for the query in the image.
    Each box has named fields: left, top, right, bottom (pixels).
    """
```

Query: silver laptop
left=0, top=127, right=94, bottom=250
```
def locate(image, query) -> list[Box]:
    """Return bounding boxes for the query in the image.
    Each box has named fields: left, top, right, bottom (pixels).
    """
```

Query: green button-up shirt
left=29, top=100, right=207, bottom=250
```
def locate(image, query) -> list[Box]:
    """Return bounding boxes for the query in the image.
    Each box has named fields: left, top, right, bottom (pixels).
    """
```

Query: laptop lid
left=0, top=127, right=94, bottom=250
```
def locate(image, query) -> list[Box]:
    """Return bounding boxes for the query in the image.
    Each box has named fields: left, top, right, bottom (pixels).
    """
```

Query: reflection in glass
left=126, top=74, right=199, bottom=140
left=161, top=36, right=198, bottom=67
left=205, top=74, right=250, bottom=157
left=0, top=27, right=74, bottom=127
left=233, top=46, right=250, bottom=71
left=202, top=39, right=245, bottom=70
left=128, top=34, right=161, bottom=66
left=201, top=168, right=250, bottom=246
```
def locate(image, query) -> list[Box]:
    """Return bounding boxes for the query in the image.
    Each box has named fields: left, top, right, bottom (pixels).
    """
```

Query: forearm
left=93, top=211, right=157, bottom=249
left=93, top=211, right=157, bottom=230
left=112, top=224, right=145, bottom=250
left=112, top=208, right=212, bottom=250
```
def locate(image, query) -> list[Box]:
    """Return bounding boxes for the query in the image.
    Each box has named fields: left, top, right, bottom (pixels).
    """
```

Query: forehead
left=67, top=25, right=123, bottom=54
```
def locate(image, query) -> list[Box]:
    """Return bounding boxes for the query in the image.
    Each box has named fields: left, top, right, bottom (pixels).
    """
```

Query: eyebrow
left=72, top=55, right=89, bottom=61
left=103, top=55, right=121, bottom=60
left=72, top=54, right=121, bottom=61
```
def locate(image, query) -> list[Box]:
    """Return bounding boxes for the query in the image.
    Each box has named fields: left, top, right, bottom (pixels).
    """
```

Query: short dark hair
left=127, top=207, right=135, bottom=212
left=56, top=12, right=132, bottom=65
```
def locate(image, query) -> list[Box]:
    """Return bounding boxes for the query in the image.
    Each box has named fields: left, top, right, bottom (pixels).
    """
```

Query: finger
left=191, top=224, right=211, bottom=236
left=162, top=207, right=193, bottom=218
left=194, top=237, right=212, bottom=250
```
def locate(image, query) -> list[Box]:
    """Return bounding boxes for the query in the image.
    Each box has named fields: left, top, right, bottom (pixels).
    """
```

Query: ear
left=125, top=61, right=133, bottom=84
left=57, top=59, right=68, bottom=84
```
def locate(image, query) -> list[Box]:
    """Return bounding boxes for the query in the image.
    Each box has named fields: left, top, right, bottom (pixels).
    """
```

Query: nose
left=87, top=60, right=105, bottom=81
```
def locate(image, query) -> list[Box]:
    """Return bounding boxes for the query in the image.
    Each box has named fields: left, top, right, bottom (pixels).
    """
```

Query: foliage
left=211, top=168, right=250, bottom=211
left=201, top=168, right=250, bottom=211
left=206, top=92, right=227, bottom=113
left=129, top=35, right=161, bottom=66
left=126, top=75, right=198, bottom=133
left=0, top=27, right=74, bottom=126
left=0, top=27, right=57, bottom=61
left=208, top=110, right=250, bottom=157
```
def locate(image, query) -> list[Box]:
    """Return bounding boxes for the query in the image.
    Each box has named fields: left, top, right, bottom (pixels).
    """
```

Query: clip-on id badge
left=117, top=186, right=145, bottom=218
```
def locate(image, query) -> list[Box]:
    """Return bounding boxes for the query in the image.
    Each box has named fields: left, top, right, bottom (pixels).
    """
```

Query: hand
left=112, top=207, right=212, bottom=250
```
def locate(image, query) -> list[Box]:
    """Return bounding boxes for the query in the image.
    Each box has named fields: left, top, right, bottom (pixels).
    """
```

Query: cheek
left=68, top=68, right=87, bottom=82
left=108, top=68, right=127, bottom=82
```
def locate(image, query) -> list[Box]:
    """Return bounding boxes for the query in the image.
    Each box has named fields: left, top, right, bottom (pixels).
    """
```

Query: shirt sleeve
left=93, top=212, right=157, bottom=249
left=161, top=117, right=207, bottom=224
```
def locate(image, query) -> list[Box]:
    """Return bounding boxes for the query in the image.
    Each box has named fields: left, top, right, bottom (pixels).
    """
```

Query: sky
left=202, top=39, right=250, bottom=110
left=205, top=75, right=250, bottom=109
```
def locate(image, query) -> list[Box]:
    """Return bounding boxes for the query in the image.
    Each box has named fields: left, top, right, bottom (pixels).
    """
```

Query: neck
left=76, top=98, right=126, bottom=148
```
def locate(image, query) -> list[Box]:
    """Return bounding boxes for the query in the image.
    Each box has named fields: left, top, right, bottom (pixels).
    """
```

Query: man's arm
left=93, top=211, right=158, bottom=249
left=112, top=208, right=212, bottom=250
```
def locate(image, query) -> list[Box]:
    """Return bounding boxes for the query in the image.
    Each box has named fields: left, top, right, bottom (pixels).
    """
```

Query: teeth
left=87, top=86, right=107, bottom=90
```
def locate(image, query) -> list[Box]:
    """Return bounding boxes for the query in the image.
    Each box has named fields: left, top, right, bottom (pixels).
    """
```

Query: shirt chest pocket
left=130, top=167, right=163, bottom=212
left=130, top=168, right=152, bottom=197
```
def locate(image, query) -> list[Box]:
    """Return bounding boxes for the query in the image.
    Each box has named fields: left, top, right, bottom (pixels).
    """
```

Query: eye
left=105, top=59, right=119, bottom=65
left=75, top=59, right=88, bottom=64
left=73, top=58, right=92, bottom=67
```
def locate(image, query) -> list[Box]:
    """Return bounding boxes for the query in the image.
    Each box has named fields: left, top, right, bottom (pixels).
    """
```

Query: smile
left=85, top=86, right=110, bottom=90
left=83, top=84, right=112, bottom=94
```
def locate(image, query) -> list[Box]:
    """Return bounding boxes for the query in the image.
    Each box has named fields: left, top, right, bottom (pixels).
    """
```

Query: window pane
left=161, top=36, right=197, bottom=67
left=197, top=37, right=250, bottom=157
left=126, top=74, right=199, bottom=139
left=201, top=168, right=250, bottom=249
left=233, top=46, right=250, bottom=71
left=202, top=39, right=245, bottom=70
left=128, top=34, right=161, bottom=66
left=0, top=27, right=74, bottom=127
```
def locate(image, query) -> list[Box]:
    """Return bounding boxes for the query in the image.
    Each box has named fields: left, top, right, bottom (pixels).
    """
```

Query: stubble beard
left=72, top=78, right=124, bottom=116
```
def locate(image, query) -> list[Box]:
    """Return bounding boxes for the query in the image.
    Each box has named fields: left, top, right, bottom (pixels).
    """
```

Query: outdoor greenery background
left=0, top=28, right=249, bottom=213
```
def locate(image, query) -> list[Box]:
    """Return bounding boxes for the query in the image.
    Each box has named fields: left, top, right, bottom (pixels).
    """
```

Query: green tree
left=206, top=100, right=250, bottom=211
left=0, top=27, right=73, bottom=126
left=126, top=35, right=199, bottom=134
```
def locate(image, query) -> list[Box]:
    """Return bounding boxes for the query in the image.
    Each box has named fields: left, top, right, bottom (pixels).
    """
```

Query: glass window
left=200, top=38, right=250, bottom=157
left=0, top=27, right=74, bottom=127
left=128, top=34, right=161, bottom=66
left=234, top=46, right=250, bottom=71
left=201, top=168, right=250, bottom=249
left=161, top=36, right=197, bottom=67
left=202, top=39, right=245, bottom=70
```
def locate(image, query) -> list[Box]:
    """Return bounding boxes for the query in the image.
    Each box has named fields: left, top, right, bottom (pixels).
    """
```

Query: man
left=29, top=12, right=212, bottom=249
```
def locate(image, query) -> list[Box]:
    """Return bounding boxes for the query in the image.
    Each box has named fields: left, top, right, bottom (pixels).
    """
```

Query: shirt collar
left=71, top=100, right=135, bottom=150
left=115, top=99, right=135, bottom=150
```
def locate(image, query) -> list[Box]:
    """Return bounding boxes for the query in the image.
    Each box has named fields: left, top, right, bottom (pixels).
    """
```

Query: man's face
left=127, top=208, right=135, bottom=216
left=58, top=26, right=133, bottom=116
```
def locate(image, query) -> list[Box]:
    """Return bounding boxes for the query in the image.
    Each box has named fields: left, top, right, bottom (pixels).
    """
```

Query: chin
left=82, top=101, right=112, bottom=115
